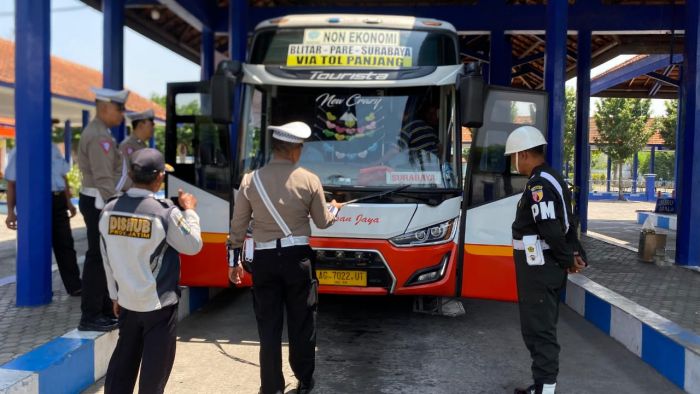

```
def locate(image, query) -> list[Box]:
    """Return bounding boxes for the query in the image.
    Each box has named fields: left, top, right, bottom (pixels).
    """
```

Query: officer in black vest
left=100, top=148, right=203, bottom=394
left=506, top=126, right=587, bottom=394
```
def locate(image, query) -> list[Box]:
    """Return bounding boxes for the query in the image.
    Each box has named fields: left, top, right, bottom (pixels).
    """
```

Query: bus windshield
left=238, top=85, right=458, bottom=190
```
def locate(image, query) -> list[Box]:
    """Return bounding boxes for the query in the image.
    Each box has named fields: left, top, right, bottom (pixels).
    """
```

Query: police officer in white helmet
left=506, top=126, right=587, bottom=394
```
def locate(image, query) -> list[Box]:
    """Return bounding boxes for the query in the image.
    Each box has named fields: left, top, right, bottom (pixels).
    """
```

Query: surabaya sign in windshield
left=287, top=29, right=413, bottom=68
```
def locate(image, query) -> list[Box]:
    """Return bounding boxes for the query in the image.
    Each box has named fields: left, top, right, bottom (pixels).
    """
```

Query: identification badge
left=327, top=205, right=339, bottom=218
left=522, top=235, right=544, bottom=266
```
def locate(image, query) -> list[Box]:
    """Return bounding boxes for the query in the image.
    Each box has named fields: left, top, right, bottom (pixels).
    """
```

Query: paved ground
left=587, top=201, right=676, bottom=258
left=0, top=213, right=87, bottom=365
left=581, top=236, right=700, bottom=335
left=85, top=290, right=681, bottom=394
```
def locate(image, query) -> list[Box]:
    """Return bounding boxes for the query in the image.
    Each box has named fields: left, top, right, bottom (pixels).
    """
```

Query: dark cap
left=130, top=148, right=174, bottom=175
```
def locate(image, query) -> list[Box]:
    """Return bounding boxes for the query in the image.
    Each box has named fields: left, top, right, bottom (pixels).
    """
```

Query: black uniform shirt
left=512, top=164, right=584, bottom=269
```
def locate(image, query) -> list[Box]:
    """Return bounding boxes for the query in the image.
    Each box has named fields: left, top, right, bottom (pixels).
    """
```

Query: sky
left=0, top=0, right=199, bottom=99
left=0, top=1, right=670, bottom=115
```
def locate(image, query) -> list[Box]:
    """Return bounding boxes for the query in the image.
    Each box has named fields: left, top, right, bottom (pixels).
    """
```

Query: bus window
left=468, top=89, right=547, bottom=207
left=194, top=120, right=231, bottom=201
left=237, top=87, right=265, bottom=185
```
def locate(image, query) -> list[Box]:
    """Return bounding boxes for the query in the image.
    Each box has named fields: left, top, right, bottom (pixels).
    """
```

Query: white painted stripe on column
left=0, top=369, right=38, bottom=394
left=178, top=287, right=191, bottom=322
left=93, top=331, right=118, bottom=381
left=610, top=306, right=642, bottom=357
left=566, top=281, right=586, bottom=316
left=686, top=349, right=700, bottom=394
left=62, top=329, right=118, bottom=382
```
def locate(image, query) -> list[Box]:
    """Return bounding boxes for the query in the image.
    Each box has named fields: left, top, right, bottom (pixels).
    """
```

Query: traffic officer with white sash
left=77, top=87, right=130, bottom=331
left=228, top=121, right=341, bottom=394
left=506, top=126, right=587, bottom=394
left=100, top=148, right=202, bottom=394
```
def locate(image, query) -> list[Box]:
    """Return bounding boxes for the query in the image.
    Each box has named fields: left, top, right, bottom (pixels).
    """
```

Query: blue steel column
left=606, top=156, right=612, bottom=192
left=64, top=120, right=72, bottom=164
left=650, top=146, right=656, bottom=174
left=201, top=26, right=215, bottom=81
left=15, top=0, right=53, bottom=306
left=489, top=31, right=512, bottom=87
left=82, top=109, right=90, bottom=130
left=103, top=0, right=125, bottom=142
left=632, top=152, right=639, bottom=193
left=229, top=0, right=248, bottom=163
left=575, top=30, right=591, bottom=233
left=545, top=0, right=568, bottom=172
left=676, top=0, right=700, bottom=266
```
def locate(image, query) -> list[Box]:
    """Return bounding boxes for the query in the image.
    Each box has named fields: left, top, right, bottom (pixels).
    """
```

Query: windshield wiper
left=341, top=185, right=411, bottom=205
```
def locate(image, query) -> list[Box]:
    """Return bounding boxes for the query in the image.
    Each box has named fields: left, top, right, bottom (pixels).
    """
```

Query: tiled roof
left=589, top=117, right=667, bottom=146
left=0, top=38, right=165, bottom=120
left=461, top=117, right=668, bottom=147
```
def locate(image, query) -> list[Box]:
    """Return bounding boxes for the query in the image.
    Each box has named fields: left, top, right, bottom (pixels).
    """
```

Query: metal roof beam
left=157, top=0, right=216, bottom=31
left=513, top=52, right=544, bottom=68
left=590, top=54, right=683, bottom=95
left=647, top=71, right=679, bottom=88
left=213, top=4, right=683, bottom=34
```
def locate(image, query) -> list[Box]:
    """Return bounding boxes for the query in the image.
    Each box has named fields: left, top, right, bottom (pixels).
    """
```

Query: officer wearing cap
left=5, top=143, right=82, bottom=296
left=228, top=121, right=341, bottom=394
left=121, top=109, right=155, bottom=164
left=78, top=87, right=130, bottom=331
left=101, top=148, right=202, bottom=394
left=506, top=126, right=587, bottom=394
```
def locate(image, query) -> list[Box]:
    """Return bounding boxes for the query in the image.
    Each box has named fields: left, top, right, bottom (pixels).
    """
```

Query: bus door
left=165, top=82, right=232, bottom=287
left=459, top=87, right=548, bottom=301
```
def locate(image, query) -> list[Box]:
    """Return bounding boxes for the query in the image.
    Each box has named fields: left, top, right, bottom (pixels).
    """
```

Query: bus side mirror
left=459, top=63, right=485, bottom=128
left=211, top=60, right=242, bottom=124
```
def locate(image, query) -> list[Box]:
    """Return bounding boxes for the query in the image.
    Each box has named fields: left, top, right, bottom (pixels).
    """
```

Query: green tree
left=594, top=98, right=653, bottom=200
left=563, top=87, right=577, bottom=168
left=654, top=99, right=678, bottom=149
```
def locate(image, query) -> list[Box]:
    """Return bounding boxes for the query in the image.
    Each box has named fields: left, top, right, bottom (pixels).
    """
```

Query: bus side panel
left=180, top=233, right=230, bottom=288
left=460, top=245, right=518, bottom=302
left=460, top=195, right=520, bottom=301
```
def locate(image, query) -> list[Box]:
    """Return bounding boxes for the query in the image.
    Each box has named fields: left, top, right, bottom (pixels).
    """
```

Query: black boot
left=296, top=378, right=315, bottom=394
left=514, top=384, right=542, bottom=394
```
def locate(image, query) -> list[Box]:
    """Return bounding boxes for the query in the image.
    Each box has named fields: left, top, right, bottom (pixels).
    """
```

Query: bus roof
left=255, top=14, right=457, bottom=33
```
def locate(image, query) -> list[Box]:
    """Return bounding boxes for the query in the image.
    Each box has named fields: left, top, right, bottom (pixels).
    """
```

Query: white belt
left=512, top=239, right=551, bottom=251
left=80, top=187, right=100, bottom=198
left=255, top=236, right=310, bottom=250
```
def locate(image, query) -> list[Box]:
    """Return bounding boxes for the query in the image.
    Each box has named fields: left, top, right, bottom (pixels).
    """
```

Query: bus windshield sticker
left=386, top=172, right=443, bottom=186
left=287, top=29, right=413, bottom=68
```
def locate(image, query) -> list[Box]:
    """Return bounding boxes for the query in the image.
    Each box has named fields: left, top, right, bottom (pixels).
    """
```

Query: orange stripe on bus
left=201, top=232, right=228, bottom=243
left=464, top=244, right=513, bottom=257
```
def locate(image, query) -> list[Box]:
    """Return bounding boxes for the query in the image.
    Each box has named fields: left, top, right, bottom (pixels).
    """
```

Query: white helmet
left=504, top=126, right=547, bottom=156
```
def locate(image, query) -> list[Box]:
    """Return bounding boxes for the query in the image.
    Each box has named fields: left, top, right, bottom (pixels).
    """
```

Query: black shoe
left=78, top=316, right=119, bottom=332
left=296, top=378, right=315, bottom=394
left=514, top=385, right=540, bottom=394
left=69, top=288, right=82, bottom=297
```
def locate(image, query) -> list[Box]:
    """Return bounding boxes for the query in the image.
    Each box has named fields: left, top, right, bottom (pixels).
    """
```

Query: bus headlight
left=390, top=219, right=457, bottom=247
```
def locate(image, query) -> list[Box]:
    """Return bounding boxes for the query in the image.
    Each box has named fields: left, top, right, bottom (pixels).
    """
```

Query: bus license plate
left=316, top=270, right=367, bottom=287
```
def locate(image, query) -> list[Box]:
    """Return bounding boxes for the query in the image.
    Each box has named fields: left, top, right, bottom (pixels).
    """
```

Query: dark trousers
left=514, top=252, right=568, bottom=385
left=105, top=304, right=178, bottom=394
left=79, top=194, right=113, bottom=320
left=252, top=245, right=318, bottom=394
left=52, top=193, right=81, bottom=293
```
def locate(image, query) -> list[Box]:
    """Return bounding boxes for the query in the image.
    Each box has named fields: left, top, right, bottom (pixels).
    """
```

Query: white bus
left=165, top=14, right=547, bottom=301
